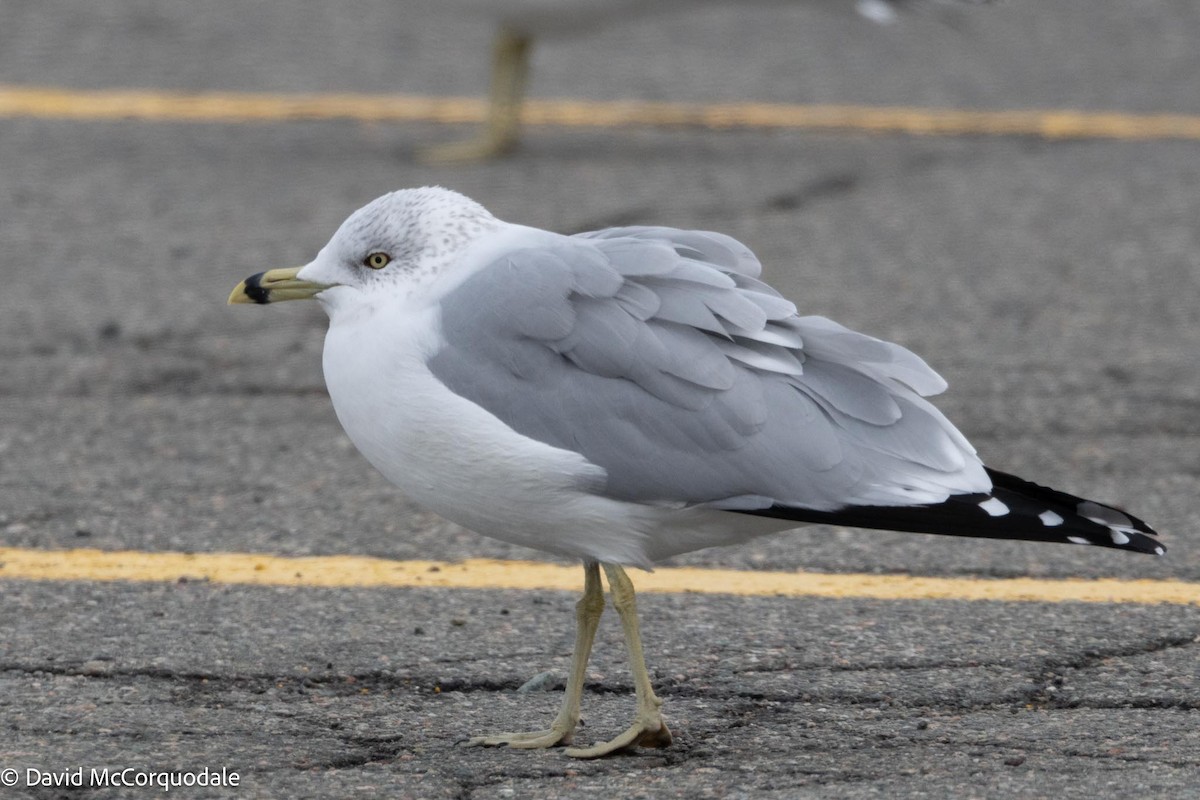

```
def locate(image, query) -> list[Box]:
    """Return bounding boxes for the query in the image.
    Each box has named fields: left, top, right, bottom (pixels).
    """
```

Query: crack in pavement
left=317, top=732, right=409, bottom=772
left=7, top=629, right=1196, bottom=710
left=733, top=631, right=1197, bottom=677
left=1043, top=633, right=1198, bottom=670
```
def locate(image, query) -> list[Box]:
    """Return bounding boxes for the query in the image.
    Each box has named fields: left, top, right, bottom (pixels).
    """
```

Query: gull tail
left=739, top=468, right=1164, bottom=555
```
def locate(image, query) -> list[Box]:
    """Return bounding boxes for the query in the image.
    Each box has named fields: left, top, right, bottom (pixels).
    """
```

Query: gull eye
left=363, top=252, right=391, bottom=270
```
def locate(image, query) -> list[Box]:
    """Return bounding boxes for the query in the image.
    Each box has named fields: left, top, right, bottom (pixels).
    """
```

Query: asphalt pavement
left=1, top=0, right=1198, bottom=797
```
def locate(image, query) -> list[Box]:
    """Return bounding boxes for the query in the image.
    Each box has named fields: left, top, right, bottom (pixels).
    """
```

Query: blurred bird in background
left=422, top=0, right=994, bottom=162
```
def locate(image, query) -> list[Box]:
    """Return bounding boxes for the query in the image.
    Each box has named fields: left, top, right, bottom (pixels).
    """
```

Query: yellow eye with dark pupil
left=364, top=252, right=391, bottom=269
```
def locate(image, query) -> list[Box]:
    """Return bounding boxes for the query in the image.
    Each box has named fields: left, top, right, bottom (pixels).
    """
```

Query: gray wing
left=428, top=227, right=989, bottom=511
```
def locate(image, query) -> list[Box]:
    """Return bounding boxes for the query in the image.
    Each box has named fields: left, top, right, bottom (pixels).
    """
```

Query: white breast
left=319, top=299, right=674, bottom=565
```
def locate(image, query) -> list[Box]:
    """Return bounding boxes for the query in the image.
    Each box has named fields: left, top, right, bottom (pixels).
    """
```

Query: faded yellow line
left=0, top=547, right=1195, bottom=605
left=2, top=85, right=1200, bottom=141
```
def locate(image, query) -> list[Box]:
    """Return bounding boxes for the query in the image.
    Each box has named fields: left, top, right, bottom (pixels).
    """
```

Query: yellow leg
left=565, top=564, right=673, bottom=759
left=420, top=27, right=531, bottom=163
left=466, top=561, right=604, bottom=749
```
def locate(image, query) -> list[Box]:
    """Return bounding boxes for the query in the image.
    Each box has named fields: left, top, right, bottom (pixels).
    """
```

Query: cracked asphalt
left=2, top=0, right=1199, bottom=797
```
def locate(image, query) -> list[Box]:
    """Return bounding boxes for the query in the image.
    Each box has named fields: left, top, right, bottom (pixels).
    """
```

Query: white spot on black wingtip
left=1078, top=500, right=1135, bottom=529
left=1075, top=501, right=1155, bottom=550
left=1067, top=536, right=1091, bottom=546
left=1154, top=546, right=1166, bottom=556
left=1038, top=510, right=1065, bottom=527
left=978, top=497, right=1009, bottom=517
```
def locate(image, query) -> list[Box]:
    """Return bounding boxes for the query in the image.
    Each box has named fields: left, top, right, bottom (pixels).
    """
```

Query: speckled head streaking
left=227, top=188, right=504, bottom=309
left=294, top=186, right=502, bottom=307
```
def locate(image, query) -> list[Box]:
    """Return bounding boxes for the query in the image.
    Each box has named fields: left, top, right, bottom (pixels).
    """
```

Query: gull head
left=228, top=186, right=500, bottom=312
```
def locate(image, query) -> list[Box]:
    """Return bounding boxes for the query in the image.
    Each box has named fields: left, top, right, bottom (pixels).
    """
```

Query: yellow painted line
left=0, top=547, right=1196, bottom=605
left=2, top=85, right=1200, bottom=141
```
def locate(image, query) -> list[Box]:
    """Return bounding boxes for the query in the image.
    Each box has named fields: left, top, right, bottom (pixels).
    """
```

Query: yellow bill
left=228, top=266, right=332, bottom=305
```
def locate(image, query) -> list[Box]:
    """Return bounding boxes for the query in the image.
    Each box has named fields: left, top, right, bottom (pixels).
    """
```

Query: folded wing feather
left=427, top=226, right=990, bottom=511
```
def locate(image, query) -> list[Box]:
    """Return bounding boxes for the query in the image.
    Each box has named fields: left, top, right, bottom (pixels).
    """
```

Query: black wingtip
left=985, top=468, right=1164, bottom=555
left=737, top=466, right=1164, bottom=556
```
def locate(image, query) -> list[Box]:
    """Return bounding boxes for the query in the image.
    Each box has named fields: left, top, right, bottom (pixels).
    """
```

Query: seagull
left=422, top=0, right=993, bottom=162
left=229, top=186, right=1162, bottom=758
